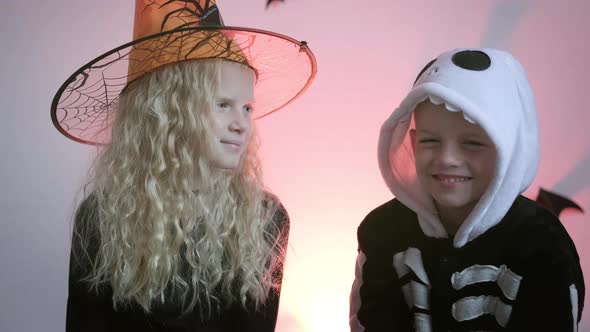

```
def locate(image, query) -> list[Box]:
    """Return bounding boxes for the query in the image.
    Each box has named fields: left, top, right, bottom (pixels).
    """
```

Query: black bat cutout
left=266, top=0, right=285, bottom=9
left=535, top=187, right=584, bottom=217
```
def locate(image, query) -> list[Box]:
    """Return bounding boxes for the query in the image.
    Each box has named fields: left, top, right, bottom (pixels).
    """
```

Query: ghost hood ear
left=451, top=50, right=491, bottom=71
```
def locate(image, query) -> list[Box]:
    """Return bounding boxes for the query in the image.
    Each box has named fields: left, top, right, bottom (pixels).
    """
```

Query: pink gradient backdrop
left=1, top=1, right=589, bottom=331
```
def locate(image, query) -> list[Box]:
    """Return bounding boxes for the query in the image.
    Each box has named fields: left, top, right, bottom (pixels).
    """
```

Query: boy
left=349, top=48, right=584, bottom=331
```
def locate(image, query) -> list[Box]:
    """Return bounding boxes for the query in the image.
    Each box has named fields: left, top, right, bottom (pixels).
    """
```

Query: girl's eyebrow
left=216, top=96, right=255, bottom=105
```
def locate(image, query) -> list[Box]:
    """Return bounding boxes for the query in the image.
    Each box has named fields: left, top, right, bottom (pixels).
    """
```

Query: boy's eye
left=464, top=140, right=485, bottom=146
left=244, top=105, right=253, bottom=113
left=419, top=138, right=439, bottom=144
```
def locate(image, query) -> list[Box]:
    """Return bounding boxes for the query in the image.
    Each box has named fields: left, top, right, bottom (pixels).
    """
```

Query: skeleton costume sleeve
left=349, top=48, right=584, bottom=331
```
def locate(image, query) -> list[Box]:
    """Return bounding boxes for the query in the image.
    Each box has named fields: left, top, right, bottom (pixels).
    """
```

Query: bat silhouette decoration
left=266, top=0, right=285, bottom=9
left=535, top=187, right=584, bottom=217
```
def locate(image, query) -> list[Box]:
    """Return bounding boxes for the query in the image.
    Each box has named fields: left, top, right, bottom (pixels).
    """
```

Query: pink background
left=1, top=1, right=588, bottom=331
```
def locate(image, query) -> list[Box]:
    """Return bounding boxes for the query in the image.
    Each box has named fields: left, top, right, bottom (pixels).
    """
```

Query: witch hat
left=51, top=0, right=317, bottom=145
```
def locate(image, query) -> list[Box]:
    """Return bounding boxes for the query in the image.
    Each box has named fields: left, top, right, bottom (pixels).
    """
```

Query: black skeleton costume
left=349, top=49, right=584, bottom=331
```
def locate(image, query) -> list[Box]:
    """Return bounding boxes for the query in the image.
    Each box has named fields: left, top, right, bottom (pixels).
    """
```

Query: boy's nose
left=436, top=144, right=462, bottom=166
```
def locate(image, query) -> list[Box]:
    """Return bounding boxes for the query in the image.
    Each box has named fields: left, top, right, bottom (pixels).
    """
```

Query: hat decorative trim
left=51, top=0, right=317, bottom=145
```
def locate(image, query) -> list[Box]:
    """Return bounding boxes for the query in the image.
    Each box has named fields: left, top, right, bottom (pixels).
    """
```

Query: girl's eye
left=217, top=102, right=229, bottom=109
left=244, top=105, right=253, bottom=113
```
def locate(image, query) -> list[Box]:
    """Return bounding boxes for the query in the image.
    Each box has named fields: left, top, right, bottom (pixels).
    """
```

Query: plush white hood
left=378, top=48, right=540, bottom=248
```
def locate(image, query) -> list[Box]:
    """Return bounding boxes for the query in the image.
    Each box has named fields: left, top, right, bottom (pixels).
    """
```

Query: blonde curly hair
left=71, top=59, right=288, bottom=315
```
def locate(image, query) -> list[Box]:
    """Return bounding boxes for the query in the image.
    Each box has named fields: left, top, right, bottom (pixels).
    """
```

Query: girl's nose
left=229, top=110, right=250, bottom=134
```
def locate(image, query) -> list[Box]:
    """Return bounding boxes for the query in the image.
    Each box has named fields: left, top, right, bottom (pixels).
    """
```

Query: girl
left=51, top=1, right=316, bottom=330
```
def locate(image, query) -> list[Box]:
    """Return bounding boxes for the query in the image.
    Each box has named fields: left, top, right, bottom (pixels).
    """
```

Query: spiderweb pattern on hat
left=51, top=0, right=316, bottom=145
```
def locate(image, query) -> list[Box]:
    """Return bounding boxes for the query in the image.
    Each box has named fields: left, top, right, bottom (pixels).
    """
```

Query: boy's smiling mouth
left=433, top=174, right=472, bottom=184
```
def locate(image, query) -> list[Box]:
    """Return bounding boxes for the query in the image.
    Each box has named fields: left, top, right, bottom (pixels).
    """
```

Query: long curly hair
left=72, top=59, right=287, bottom=315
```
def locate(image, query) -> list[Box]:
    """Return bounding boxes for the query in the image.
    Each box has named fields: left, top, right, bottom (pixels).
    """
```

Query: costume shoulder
left=508, top=196, right=580, bottom=262
left=357, top=198, right=421, bottom=253
left=263, top=191, right=289, bottom=234
left=509, top=195, right=584, bottom=291
left=504, top=196, right=585, bottom=326
left=74, top=194, right=99, bottom=226
left=70, top=194, right=101, bottom=278
left=261, top=192, right=290, bottom=252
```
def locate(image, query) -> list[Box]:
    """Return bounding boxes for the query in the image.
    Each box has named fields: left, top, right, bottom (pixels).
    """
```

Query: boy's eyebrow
left=461, top=131, right=490, bottom=139
left=462, top=133, right=486, bottom=139
left=415, top=129, right=438, bottom=135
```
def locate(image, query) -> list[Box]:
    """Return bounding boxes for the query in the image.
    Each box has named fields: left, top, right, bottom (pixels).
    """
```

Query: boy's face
left=410, top=101, right=496, bottom=214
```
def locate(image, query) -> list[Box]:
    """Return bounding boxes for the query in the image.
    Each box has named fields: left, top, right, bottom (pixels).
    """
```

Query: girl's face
left=209, top=61, right=256, bottom=169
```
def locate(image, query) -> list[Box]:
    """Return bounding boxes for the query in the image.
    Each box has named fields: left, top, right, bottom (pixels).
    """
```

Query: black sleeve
left=229, top=200, right=291, bottom=332
left=349, top=208, right=412, bottom=331
left=506, top=211, right=585, bottom=331
left=66, top=196, right=117, bottom=332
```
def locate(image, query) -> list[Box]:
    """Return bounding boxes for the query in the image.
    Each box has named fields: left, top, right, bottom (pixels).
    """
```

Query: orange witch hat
left=51, top=0, right=317, bottom=145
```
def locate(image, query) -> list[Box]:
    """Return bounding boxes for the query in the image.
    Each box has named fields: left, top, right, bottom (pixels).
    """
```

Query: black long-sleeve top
left=66, top=197, right=289, bottom=332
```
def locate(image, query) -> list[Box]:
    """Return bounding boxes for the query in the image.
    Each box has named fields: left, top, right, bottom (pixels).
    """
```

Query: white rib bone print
left=393, top=248, right=433, bottom=332
left=450, top=264, right=522, bottom=327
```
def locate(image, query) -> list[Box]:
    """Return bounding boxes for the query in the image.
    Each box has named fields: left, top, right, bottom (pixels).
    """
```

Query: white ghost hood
left=378, top=48, right=540, bottom=248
